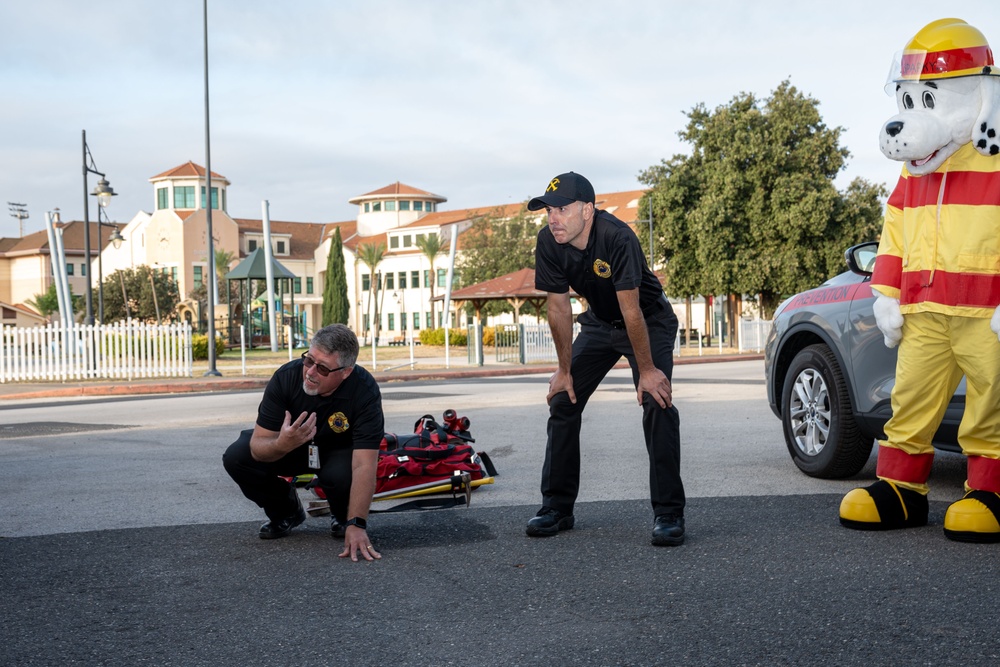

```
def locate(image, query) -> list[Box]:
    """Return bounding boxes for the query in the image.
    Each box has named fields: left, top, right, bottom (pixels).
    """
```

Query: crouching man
left=223, top=324, right=385, bottom=561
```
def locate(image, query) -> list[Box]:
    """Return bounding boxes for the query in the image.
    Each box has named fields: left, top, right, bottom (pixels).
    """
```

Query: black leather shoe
left=651, top=514, right=685, bottom=546
left=526, top=507, right=574, bottom=537
left=259, top=501, right=307, bottom=539
left=330, top=517, right=346, bottom=539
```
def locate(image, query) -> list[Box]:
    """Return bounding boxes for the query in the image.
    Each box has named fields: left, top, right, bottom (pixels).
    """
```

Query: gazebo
left=433, top=267, right=579, bottom=324
left=224, top=248, right=298, bottom=347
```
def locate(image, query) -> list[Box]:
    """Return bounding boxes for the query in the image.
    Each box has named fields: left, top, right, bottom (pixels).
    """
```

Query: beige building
left=2, top=161, right=648, bottom=340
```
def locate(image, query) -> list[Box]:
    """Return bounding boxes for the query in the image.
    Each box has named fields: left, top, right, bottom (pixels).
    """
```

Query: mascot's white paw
left=873, top=294, right=904, bottom=348
left=991, top=305, right=1000, bottom=343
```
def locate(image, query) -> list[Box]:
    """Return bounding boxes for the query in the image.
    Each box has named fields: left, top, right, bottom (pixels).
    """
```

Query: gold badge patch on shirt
left=328, top=412, right=350, bottom=433
left=593, top=259, right=611, bottom=278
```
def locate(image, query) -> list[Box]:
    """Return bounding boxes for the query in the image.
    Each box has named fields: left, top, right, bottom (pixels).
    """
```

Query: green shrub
left=419, top=328, right=468, bottom=346
left=192, top=334, right=226, bottom=360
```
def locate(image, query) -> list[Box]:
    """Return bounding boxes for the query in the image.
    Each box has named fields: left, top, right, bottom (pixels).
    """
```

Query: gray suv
left=764, top=242, right=963, bottom=478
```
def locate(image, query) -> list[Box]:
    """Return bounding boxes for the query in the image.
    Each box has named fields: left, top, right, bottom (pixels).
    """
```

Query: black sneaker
left=651, top=514, right=685, bottom=546
left=526, top=507, right=574, bottom=537
left=259, top=499, right=307, bottom=539
left=330, top=517, right=346, bottom=539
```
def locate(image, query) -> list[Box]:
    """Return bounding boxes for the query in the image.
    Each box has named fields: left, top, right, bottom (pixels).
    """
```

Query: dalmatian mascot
left=839, top=18, right=1000, bottom=542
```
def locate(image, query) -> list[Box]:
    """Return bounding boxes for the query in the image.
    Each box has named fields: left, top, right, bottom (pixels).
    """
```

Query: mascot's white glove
left=873, top=294, right=904, bottom=348
left=991, top=305, right=1000, bottom=343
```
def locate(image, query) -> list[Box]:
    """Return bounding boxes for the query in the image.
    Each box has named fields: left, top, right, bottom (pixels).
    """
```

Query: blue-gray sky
left=2, top=1, right=999, bottom=237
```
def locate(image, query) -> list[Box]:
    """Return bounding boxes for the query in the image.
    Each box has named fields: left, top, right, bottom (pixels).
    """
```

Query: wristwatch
left=345, top=517, right=367, bottom=530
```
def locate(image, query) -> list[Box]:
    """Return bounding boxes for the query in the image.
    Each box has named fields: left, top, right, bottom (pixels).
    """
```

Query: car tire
left=781, top=344, right=872, bottom=478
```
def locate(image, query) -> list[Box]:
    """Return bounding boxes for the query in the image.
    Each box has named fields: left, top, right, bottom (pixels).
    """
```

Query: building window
left=294, top=277, right=302, bottom=294
left=81, top=263, right=86, bottom=277
left=362, top=273, right=370, bottom=291
left=398, top=272, right=407, bottom=289
left=437, top=268, right=447, bottom=288
left=400, top=201, right=410, bottom=211
left=390, top=236, right=399, bottom=249
left=364, top=202, right=370, bottom=213
left=276, top=240, right=286, bottom=255
left=413, top=313, right=420, bottom=330
left=385, top=273, right=394, bottom=290
left=427, top=202, right=435, bottom=212
left=200, top=186, right=220, bottom=209
left=426, top=312, right=433, bottom=328
left=66, top=263, right=74, bottom=276
left=174, top=186, right=195, bottom=209
left=372, top=202, right=381, bottom=212
left=403, top=235, right=412, bottom=248
left=401, top=312, right=407, bottom=330
left=388, top=314, right=395, bottom=331
left=306, top=277, right=314, bottom=294
left=385, top=201, right=396, bottom=212
left=248, top=239, right=257, bottom=252
left=193, top=265, right=204, bottom=289
left=414, top=201, right=423, bottom=212
left=423, top=270, right=430, bottom=287
left=156, top=187, right=169, bottom=210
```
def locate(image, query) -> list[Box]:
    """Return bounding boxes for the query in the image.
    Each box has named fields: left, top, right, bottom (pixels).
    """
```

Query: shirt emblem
left=593, top=259, right=611, bottom=278
left=328, top=412, right=350, bottom=433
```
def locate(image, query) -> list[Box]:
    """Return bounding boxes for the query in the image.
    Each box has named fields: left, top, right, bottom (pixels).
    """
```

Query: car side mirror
left=845, top=242, right=878, bottom=277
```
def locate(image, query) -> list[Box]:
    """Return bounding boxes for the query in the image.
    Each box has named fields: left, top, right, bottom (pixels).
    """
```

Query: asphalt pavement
left=2, top=353, right=997, bottom=666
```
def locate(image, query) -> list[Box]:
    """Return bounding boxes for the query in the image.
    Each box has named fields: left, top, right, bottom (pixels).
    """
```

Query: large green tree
left=639, top=80, right=887, bottom=318
left=100, top=265, right=180, bottom=324
left=322, top=227, right=349, bottom=325
left=457, top=204, right=540, bottom=316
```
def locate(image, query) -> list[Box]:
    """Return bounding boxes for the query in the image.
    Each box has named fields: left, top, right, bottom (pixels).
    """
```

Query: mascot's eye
left=902, top=93, right=914, bottom=110
left=922, top=91, right=935, bottom=109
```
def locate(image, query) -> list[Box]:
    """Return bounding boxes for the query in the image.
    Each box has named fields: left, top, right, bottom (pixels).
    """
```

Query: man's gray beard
left=302, top=380, right=319, bottom=396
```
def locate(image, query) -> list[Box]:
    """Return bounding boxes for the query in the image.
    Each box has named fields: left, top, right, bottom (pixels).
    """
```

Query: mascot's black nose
left=886, top=121, right=904, bottom=137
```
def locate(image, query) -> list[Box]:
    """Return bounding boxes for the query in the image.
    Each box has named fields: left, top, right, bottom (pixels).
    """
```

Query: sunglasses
left=301, top=352, right=345, bottom=377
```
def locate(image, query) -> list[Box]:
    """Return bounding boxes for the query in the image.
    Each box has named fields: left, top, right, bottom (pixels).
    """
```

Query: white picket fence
left=0, top=321, right=193, bottom=383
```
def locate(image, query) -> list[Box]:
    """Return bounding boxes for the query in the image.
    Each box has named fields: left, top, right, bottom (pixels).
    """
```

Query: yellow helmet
left=890, top=18, right=995, bottom=84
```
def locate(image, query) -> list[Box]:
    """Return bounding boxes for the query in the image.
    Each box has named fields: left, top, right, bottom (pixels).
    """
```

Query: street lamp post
left=81, top=130, right=116, bottom=325
left=95, top=206, right=123, bottom=322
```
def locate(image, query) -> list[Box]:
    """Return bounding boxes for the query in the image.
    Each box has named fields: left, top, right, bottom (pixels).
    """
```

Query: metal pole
left=97, top=211, right=104, bottom=323
left=647, top=197, right=653, bottom=268
left=82, top=130, right=94, bottom=325
left=203, top=0, right=220, bottom=376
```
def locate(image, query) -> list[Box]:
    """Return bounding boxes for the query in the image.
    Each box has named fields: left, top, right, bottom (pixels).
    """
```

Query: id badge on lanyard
left=308, top=442, right=320, bottom=469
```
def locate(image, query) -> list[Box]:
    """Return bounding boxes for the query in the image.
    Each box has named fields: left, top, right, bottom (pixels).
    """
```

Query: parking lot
left=1, top=361, right=995, bottom=666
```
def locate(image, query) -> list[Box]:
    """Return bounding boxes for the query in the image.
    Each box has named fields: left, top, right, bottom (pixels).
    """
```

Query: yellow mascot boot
left=943, top=491, right=1000, bottom=543
left=840, top=480, right=928, bottom=530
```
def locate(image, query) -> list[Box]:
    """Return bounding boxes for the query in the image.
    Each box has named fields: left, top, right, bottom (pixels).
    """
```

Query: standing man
left=526, top=172, right=686, bottom=546
left=223, top=324, right=385, bottom=561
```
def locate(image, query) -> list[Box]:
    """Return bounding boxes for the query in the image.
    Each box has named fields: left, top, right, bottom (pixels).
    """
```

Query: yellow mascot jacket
left=872, top=142, right=1000, bottom=318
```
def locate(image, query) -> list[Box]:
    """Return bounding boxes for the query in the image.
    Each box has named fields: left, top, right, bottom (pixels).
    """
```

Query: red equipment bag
left=375, top=411, right=494, bottom=495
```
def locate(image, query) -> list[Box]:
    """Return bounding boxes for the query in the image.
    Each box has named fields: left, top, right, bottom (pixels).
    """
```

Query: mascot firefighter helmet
left=885, top=18, right=997, bottom=94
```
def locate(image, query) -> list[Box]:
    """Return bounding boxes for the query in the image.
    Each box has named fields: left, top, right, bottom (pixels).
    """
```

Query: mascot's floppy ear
left=974, top=74, right=1000, bottom=156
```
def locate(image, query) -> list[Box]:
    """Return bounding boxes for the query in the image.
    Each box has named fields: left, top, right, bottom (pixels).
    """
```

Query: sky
left=2, top=1, right=1000, bottom=238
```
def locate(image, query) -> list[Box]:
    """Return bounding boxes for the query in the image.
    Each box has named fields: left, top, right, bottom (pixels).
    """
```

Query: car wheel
left=781, top=344, right=872, bottom=478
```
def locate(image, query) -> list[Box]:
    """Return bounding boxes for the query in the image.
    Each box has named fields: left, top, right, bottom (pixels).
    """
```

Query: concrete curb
left=0, top=354, right=762, bottom=401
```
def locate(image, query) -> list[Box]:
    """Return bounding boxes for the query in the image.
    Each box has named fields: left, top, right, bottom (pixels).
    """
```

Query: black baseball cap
left=527, top=172, right=596, bottom=211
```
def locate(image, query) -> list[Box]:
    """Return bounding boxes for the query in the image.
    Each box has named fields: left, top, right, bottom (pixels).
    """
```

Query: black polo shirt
left=535, top=209, right=665, bottom=323
left=256, top=358, right=384, bottom=451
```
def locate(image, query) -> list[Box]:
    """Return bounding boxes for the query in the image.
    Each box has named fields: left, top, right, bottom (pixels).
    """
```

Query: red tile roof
left=149, top=161, right=229, bottom=184
left=348, top=182, right=447, bottom=204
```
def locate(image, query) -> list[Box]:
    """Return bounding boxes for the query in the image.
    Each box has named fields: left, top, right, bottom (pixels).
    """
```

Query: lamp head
left=92, top=177, right=117, bottom=208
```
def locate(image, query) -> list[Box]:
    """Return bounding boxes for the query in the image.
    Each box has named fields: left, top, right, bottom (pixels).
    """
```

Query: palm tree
left=356, top=241, right=386, bottom=343
left=416, top=233, right=443, bottom=328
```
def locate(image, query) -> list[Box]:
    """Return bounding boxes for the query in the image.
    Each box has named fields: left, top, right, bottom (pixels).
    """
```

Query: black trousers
left=540, top=304, right=686, bottom=517
left=222, top=429, right=353, bottom=522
